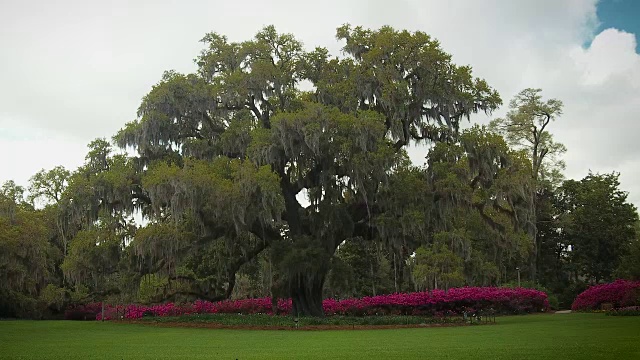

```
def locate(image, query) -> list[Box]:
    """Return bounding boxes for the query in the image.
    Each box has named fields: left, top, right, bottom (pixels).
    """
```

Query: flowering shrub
left=571, top=279, right=640, bottom=311
left=79, top=286, right=548, bottom=320
left=321, top=287, right=547, bottom=316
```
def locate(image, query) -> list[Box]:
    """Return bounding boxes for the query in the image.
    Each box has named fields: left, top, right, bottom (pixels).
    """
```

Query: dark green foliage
left=0, top=182, right=62, bottom=318
left=615, top=223, right=640, bottom=280
left=557, top=172, right=638, bottom=283
left=325, top=238, right=395, bottom=298
left=412, top=242, right=464, bottom=291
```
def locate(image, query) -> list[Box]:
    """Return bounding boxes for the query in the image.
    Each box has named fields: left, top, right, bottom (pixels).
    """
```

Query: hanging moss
left=57, top=25, right=507, bottom=316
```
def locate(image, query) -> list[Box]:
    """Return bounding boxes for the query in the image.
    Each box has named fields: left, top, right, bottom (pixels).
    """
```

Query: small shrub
left=571, top=279, right=640, bottom=311
left=64, top=310, right=98, bottom=320
left=606, top=306, right=640, bottom=316
left=546, top=294, right=560, bottom=310
left=558, top=281, right=589, bottom=309
left=64, top=303, right=102, bottom=320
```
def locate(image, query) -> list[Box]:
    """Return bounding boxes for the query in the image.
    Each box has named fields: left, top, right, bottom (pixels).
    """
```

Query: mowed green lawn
left=0, top=313, right=638, bottom=359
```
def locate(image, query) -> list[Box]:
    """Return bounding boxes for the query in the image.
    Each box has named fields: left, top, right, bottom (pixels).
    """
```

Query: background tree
left=534, top=187, right=569, bottom=290
left=489, top=88, right=565, bottom=186
left=0, top=181, right=61, bottom=318
left=489, top=88, right=566, bottom=281
left=55, top=139, right=141, bottom=304
left=412, top=241, right=464, bottom=291
left=428, top=126, right=534, bottom=282
left=26, top=166, right=72, bottom=259
left=0, top=181, right=26, bottom=221
left=325, top=238, right=394, bottom=298
left=375, top=124, right=535, bottom=294
left=557, top=172, right=638, bottom=283
left=28, top=166, right=71, bottom=206
left=615, top=221, right=640, bottom=280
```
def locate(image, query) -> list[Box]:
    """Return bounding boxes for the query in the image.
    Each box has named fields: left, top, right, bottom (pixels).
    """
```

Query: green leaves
left=412, top=127, right=534, bottom=284
left=333, top=24, right=502, bottom=146
left=558, top=172, right=638, bottom=282
left=60, top=143, right=139, bottom=230
left=143, top=158, right=283, bottom=230
left=412, top=241, right=465, bottom=291
left=196, top=25, right=305, bottom=120
left=489, top=88, right=566, bottom=187
left=28, top=166, right=70, bottom=206
left=0, top=190, right=59, bottom=317
left=61, top=221, right=123, bottom=285
left=265, top=102, right=395, bottom=205
left=616, top=225, right=640, bottom=280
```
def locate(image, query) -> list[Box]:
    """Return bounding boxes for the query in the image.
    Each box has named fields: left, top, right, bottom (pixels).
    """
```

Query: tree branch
left=472, top=202, right=506, bottom=233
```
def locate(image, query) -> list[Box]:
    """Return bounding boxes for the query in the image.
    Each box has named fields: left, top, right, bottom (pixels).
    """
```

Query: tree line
left=1, top=25, right=638, bottom=318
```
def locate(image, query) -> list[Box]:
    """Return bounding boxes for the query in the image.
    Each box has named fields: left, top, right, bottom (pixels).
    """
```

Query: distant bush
left=571, top=279, right=640, bottom=311
left=64, top=303, right=101, bottom=320
left=0, top=290, right=42, bottom=319
left=321, top=287, right=548, bottom=316
left=64, top=309, right=98, bottom=321
left=558, top=281, right=589, bottom=310
left=606, top=306, right=640, bottom=316
left=77, top=286, right=549, bottom=321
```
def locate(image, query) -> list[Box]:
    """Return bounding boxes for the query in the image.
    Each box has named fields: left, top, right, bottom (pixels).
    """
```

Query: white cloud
left=571, top=28, right=640, bottom=86
left=555, top=29, right=640, bottom=204
left=1, top=0, right=639, bottom=206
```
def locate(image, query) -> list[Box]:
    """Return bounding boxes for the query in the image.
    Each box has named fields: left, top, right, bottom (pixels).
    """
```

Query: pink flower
left=572, top=279, right=640, bottom=311
left=79, top=285, right=549, bottom=321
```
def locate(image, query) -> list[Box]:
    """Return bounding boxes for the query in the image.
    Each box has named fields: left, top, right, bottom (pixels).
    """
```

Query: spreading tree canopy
left=61, top=25, right=507, bottom=316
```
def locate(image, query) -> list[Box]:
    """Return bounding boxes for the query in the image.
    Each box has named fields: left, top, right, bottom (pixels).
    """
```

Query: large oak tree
left=63, top=25, right=502, bottom=316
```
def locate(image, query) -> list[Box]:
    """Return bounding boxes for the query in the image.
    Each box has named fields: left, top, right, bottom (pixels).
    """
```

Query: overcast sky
left=1, top=0, right=639, bottom=205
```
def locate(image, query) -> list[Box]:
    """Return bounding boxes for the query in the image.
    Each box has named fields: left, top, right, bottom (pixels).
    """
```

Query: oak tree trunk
left=290, top=270, right=327, bottom=317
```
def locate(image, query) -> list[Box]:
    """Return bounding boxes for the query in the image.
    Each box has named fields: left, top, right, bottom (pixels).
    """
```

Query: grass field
left=1, top=313, right=638, bottom=359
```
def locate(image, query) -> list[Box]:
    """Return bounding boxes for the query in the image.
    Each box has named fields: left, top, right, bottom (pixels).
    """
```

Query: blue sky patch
left=596, top=0, right=640, bottom=51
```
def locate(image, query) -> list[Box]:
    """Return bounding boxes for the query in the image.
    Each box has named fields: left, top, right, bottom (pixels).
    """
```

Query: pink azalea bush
left=79, top=286, right=548, bottom=320
left=321, top=287, right=548, bottom=316
left=571, top=279, right=640, bottom=311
